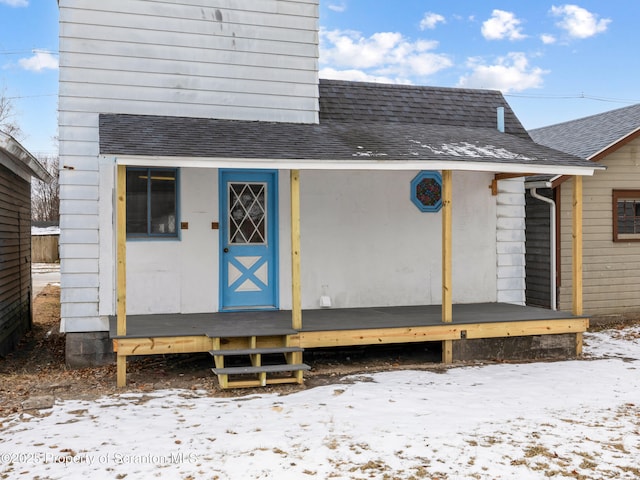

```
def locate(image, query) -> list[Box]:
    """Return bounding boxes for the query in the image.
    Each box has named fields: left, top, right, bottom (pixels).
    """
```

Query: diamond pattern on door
left=229, top=183, right=266, bottom=244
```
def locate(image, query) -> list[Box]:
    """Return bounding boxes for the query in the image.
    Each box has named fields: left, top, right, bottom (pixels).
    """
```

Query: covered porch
left=100, top=83, right=602, bottom=388
left=111, top=159, right=589, bottom=387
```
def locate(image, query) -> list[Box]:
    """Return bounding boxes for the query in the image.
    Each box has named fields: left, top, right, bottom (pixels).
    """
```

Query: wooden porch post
left=572, top=175, right=583, bottom=316
left=116, top=164, right=127, bottom=387
left=441, top=170, right=453, bottom=363
left=290, top=170, right=302, bottom=330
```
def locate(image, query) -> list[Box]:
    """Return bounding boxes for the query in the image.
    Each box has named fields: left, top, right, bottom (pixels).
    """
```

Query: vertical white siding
left=559, top=138, right=640, bottom=315
left=58, top=0, right=319, bottom=332
left=496, top=178, right=526, bottom=305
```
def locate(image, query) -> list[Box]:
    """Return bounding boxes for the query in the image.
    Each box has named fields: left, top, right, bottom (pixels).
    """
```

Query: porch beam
left=290, top=170, right=302, bottom=330
left=116, top=164, right=127, bottom=387
left=442, top=170, right=453, bottom=364
left=572, top=175, right=583, bottom=316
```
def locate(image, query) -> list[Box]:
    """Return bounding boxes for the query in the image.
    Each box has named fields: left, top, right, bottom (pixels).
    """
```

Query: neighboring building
left=529, top=104, right=640, bottom=316
left=0, top=132, right=53, bottom=356
left=58, top=1, right=600, bottom=386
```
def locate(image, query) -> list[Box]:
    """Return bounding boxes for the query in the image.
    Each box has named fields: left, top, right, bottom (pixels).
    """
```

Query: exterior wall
left=126, top=168, right=220, bottom=315
left=0, top=164, right=32, bottom=356
left=109, top=169, right=497, bottom=315
left=559, top=137, right=640, bottom=315
left=525, top=189, right=553, bottom=308
left=298, top=170, right=497, bottom=309
left=496, top=178, right=526, bottom=305
left=58, top=0, right=319, bottom=331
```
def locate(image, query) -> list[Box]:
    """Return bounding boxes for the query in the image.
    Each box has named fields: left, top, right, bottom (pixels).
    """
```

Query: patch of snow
left=0, top=328, right=639, bottom=479
left=352, top=150, right=388, bottom=157
left=408, top=139, right=534, bottom=161
left=31, top=226, right=60, bottom=236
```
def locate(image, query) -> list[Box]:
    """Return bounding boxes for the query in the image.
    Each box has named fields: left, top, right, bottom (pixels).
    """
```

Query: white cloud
left=457, top=52, right=547, bottom=93
left=551, top=4, right=611, bottom=39
left=320, top=28, right=452, bottom=83
left=541, top=34, right=557, bottom=44
left=481, top=10, right=526, bottom=41
left=18, top=50, right=59, bottom=72
left=0, top=0, right=28, bottom=6
left=420, top=12, right=445, bottom=30
left=328, top=3, right=346, bottom=13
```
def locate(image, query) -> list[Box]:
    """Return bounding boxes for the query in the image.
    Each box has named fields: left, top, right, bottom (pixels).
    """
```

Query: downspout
left=528, top=183, right=557, bottom=310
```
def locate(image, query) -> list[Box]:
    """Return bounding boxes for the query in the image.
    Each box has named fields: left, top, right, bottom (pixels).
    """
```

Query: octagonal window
left=410, top=171, right=442, bottom=212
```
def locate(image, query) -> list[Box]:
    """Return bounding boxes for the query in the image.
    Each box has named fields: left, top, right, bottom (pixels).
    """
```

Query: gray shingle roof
left=99, top=79, right=596, bottom=171
left=318, top=79, right=530, bottom=138
left=530, top=103, right=640, bottom=159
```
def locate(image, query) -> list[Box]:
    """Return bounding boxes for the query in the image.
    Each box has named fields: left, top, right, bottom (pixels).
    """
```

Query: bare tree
left=31, top=155, right=60, bottom=222
left=0, top=85, right=23, bottom=139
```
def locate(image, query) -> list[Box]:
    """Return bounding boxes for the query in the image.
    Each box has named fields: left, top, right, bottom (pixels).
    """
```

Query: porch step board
left=210, top=335, right=309, bottom=389
left=212, top=363, right=311, bottom=376
left=208, top=346, right=303, bottom=356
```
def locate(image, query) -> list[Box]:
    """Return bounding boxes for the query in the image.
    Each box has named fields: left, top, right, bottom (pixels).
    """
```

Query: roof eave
left=0, top=131, right=54, bottom=183
left=109, top=154, right=602, bottom=176
left=589, top=126, right=640, bottom=162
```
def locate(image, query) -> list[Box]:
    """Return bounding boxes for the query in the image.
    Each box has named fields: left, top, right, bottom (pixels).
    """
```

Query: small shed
left=0, top=132, right=53, bottom=356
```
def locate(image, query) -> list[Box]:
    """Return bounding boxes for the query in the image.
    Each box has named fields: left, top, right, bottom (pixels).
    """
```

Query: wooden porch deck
left=110, top=303, right=588, bottom=388
left=110, top=303, right=587, bottom=350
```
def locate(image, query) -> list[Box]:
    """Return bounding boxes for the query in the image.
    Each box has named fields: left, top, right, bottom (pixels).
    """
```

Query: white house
left=59, top=0, right=600, bottom=387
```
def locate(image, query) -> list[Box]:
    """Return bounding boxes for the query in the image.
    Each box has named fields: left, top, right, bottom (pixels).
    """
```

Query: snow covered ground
left=1, top=327, right=639, bottom=480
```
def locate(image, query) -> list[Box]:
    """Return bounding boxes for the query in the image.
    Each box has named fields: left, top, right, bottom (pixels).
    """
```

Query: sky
left=1, top=326, right=639, bottom=479
left=1, top=1, right=639, bottom=156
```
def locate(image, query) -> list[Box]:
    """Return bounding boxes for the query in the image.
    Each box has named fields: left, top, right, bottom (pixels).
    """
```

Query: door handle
left=223, top=248, right=229, bottom=253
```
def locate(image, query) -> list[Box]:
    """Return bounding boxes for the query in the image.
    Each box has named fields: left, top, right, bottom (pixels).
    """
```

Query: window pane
left=228, top=182, right=266, bottom=244
left=620, top=219, right=633, bottom=234
left=126, top=170, right=148, bottom=234
left=625, top=201, right=634, bottom=216
left=150, top=170, right=177, bottom=234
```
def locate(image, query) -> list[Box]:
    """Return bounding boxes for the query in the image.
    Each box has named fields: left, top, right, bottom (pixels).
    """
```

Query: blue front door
left=220, top=170, right=278, bottom=310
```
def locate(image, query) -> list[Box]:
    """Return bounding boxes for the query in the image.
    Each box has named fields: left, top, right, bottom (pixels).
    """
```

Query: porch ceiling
left=99, top=114, right=603, bottom=176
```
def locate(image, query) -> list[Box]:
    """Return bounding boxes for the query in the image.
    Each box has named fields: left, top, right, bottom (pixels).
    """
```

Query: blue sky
left=1, top=1, right=638, bottom=156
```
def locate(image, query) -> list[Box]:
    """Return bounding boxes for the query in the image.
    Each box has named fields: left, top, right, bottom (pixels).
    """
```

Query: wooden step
left=212, top=363, right=310, bottom=376
left=223, top=377, right=303, bottom=388
left=208, top=346, right=303, bottom=356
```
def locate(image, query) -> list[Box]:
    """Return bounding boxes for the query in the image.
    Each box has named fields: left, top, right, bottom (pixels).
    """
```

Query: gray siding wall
left=559, top=138, right=640, bottom=315
left=525, top=189, right=553, bottom=308
left=0, top=164, right=32, bottom=355
left=58, top=0, right=319, bottom=332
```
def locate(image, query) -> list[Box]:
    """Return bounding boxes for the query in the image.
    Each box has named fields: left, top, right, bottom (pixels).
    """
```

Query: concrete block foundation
left=452, top=333, right=578, bottom=362
left=66, top=332, right=114, bottom=368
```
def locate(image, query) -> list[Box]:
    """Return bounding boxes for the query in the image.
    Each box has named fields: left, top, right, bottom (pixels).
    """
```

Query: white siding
left=559, top=138, right=640, bottom=315
left=297, top=170, right=497, bottom=309
left=59, top=0, right=319, bottom=332
left=117, top=170, right=498, bottom=315
left=496, top=178, right=526, bottom=305
left=58, top=0, right=319, bottom=123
